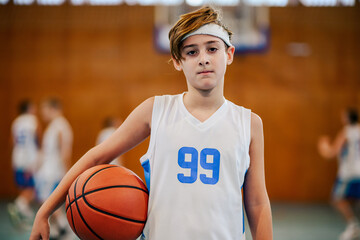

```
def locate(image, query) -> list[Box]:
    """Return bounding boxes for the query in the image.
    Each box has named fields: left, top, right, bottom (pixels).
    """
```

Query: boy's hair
left=18, top=99, right=32, bottom=114
left=43, top=97, right=62, bottom=110
left=347, top=108, right=359, bottom=125
left=103, top=117, right=115, bottom=128
left=168, top=6, right=232, bottom=63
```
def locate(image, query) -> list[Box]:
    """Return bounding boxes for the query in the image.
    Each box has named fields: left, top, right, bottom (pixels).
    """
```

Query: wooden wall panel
left=0, top=5, right=359, bottom=202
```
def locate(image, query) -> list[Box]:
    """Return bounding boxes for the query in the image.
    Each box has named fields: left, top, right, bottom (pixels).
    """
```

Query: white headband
left=182, top=23, right=232, bottom=47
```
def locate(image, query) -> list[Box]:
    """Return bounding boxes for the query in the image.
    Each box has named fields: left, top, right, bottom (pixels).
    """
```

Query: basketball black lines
left=67, top=193, right=78, bottom=237
left=73, top=176, right=103, bottom=240
left=66, top=165, right=148, bottom=240
left=66, top=185, right=148, bottom=212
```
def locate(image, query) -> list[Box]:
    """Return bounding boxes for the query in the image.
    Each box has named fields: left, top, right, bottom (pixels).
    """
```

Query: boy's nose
left=199, top=60, right=209, bottom=66
left=198, top=52, right=210, bottom=66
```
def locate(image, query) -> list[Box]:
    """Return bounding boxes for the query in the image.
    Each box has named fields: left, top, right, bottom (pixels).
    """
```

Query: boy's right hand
left=29, top=213, right=50, bottom=240
left=318, top=135, right=332, bottom=159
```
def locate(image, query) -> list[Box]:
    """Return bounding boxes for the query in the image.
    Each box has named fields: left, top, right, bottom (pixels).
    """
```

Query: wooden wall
left=0, top=5, right=359, bottom=202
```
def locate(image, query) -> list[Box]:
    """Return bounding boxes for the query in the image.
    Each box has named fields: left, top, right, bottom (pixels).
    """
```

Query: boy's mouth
left=198, top=70, right=213, bottom=74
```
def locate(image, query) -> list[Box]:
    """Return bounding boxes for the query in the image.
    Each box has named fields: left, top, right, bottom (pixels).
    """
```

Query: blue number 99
left=177, top=147, right=198, bottom=184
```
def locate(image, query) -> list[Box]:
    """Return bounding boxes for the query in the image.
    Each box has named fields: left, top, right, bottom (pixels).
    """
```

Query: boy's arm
left=318, top=129, right=346, bottom=159
left=244, top=113, right=273, bottom=240
left=32, top=119, right=42, bottom=173
left=30, top=97, right=154, bottom=240
left=36, top=117, right=42, bottom=149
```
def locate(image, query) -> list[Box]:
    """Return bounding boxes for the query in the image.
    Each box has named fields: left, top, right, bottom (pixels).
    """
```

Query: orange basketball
left=65, top=164, right=148, bottom=240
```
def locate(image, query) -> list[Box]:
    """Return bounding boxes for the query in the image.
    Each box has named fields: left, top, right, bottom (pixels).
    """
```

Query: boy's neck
left=185, top=87, right=224, bottom=107
left=183, top=88, right=225, bottom=124
left=49, top=112, right=62, bottom=122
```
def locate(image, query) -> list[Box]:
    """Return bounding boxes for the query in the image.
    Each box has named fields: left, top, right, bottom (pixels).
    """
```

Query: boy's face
left=173, top=34, right=235, bottom=92
left=41, top=103, right=54, bottom=122
left=28, top=103, right=37, bottom=115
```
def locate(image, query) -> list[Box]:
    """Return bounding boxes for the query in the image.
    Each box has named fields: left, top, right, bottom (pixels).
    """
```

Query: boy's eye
left=208, top=47, right=218, bottom=52
left=186, top=50, right=197, bottom=56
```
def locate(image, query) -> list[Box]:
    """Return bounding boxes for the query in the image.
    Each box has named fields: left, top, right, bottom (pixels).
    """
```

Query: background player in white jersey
left=96, top=117, right=123, bottom=165
left=8, top=99, right=40, bottom=226
left=30, top=6, right=273, bottom=240
left=318, top=108, right=360, bottom=240
left=35, top=97, right=73, bottom=238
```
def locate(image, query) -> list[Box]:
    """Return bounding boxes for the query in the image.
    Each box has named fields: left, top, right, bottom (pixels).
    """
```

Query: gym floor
left=0, top=200, right=348, bottom=240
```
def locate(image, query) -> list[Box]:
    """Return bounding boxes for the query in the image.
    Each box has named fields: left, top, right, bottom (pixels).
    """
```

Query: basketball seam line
left=82, top=166, right=148, bottom=224
left=74, top=175, right=104, bottom=240
left=66, top=185, right=148, bottom=212
left=66, top=165, right=118, bottom=214
left=67, top=193, right=78, bottom=237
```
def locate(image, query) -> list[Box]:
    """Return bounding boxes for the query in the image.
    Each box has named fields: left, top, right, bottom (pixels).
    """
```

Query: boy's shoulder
left=226, top=98, right=251, bottom=112
left=12, top=113, right=36, bottom=126
left=153, top=93, right=183, bottom=106
left=226, top=99, right=262, bottom=125
left=154, top=93, right=182, bottom=99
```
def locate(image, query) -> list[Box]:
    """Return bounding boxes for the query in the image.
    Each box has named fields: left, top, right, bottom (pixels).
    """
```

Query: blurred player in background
left=8, top=99, right=41, bottom=228
left=318, top=108, right=360, bottom=240
left=96, top=117, right=123, bottom=165
left=35, top=97, right=73, bottom=239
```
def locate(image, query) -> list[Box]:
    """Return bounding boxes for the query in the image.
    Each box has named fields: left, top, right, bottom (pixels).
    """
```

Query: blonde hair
left=168, top=6, right=232, bottom=63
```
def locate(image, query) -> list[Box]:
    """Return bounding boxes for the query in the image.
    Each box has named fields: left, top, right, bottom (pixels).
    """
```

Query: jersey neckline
left=178, top=92, right=228, bottom=129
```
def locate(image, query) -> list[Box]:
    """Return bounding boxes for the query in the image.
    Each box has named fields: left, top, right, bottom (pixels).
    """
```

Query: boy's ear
left=172, top=58, right=182, bottom=71
left=226, top=46, right=235, bottom=65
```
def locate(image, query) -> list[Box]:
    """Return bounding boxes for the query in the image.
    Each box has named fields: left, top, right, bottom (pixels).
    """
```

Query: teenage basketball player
left=318, top=108, right=360, bottom=240
left=35, top=98, right=73, bottom=239
left=8, top=100, right=40, bottom=227
left=30, top=7, right=273, bottom=240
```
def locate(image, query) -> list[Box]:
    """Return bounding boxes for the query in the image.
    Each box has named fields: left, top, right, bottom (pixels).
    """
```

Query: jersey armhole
left=140, top=96, right=164, bottom=164
left=243, top=108, right=252, bottom=171
left=140, top=96, right=164, bottom=191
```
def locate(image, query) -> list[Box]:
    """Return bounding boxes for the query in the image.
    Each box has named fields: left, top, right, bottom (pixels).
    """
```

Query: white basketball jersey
left=338, top=124, right=360, bottom=180
left=11, top=114, right=39, bottom=171
left=140, top=93, right=251, bottom=240
left=37, top=116, right=73, bottom=182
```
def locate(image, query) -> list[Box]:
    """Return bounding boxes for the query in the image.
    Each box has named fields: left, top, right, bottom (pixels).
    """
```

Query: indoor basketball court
left=0, top=0, right=359, bottom=239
